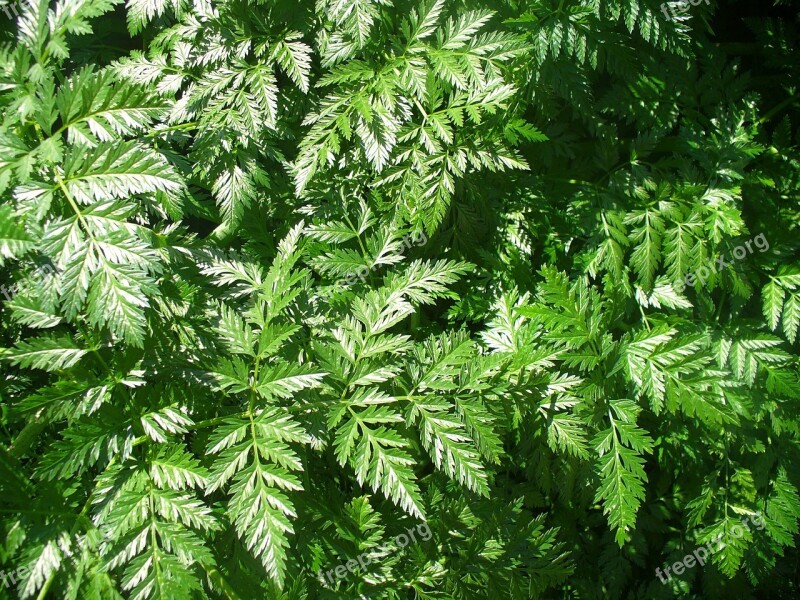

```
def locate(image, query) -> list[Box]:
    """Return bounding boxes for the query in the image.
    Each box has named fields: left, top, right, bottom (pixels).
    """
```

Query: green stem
left=759, top=93, right=800, bottom=125
left=34, top=455, right=114, bottom=600
left=54, top=172, right=97, bottom=243
left=638, top=304, right=651, bottom=331
left=9, top=413, right=46, bottom=459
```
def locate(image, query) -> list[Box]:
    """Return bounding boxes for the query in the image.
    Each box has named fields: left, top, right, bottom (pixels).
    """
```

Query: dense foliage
left=1, top=0, right=800, bottom=597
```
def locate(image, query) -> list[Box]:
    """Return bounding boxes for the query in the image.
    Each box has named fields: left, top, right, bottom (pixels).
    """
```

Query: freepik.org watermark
left=1, top=262, right=58, bottom=302
left=318, top=521, right=431, bottom=585
left=677, top=232, right=769, bottom=291
left=660, top=0, right=711, bottom=22
left=1, top=1, right=20, bottom=20
left=0, top=563, right=31, bottom=591
left=338, top=230, right=427, bottom=287
left=1, top=537, right=79, bottom=594
left=655, top=512, right=765, bottom=584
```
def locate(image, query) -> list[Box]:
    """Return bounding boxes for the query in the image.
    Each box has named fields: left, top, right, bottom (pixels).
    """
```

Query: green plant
left=1, top=0, right=799, bottom=598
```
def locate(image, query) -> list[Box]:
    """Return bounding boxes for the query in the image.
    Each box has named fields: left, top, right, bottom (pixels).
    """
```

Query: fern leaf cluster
left=1, top=0, right=800, bottom=598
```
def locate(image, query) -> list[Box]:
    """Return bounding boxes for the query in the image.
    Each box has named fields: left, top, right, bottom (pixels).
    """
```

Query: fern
left=2, top=0, right=800, bottom=598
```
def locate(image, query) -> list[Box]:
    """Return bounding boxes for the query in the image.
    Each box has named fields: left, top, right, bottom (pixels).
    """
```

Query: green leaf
left=0, top=205, right=35, bottom=265
left=763, top=280, right=785, bottom=331
left=593, top=399, right=653, bottom=546
left=1, top=334, right=86, bottom=371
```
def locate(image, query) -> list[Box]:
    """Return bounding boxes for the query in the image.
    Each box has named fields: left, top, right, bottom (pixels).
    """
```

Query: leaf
left=6, top=296, right=63, bottom=328
left=62, top=141, right=183, bottom=205
left=409, top=395, right=489, bottom=495
left=0, top=205, right=35, bottom=265
left=782, top=293, right=800, bottom=344
left=87, top=260, right=155, bottom=347
left=763, top=280, right=785, bottom=331
left=57, top=68, right=166, bottom=146
left=255, top=362, right=326, bottom=400
left=593, top=399, right=653, bottom=546
left=273, top=34, right=312, bottom=93
left=207, top=410, right=309, bottom=586
left=0, top=206, right=35, bottom=266
left=1, top=335, right=86, bottom=371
